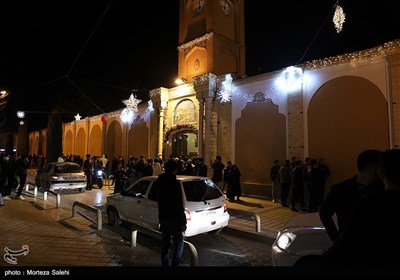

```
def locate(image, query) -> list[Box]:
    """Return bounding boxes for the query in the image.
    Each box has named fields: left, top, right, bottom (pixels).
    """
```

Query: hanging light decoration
left=17, top=111, right=25, bottom=119
left=101, top=115, right=108, bottom=123
left=122, top=93, right=141, bottom=112
left=333, top=1, right=346, bottom=33
left=120, top=92, right=141, bottom=123
left=217, top=73, right=233, bottom=103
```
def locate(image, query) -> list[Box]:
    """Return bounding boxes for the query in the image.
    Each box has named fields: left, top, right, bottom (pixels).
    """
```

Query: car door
left=140, top=180, right=159, bottom=231
left=118, top=178, right=152, bottom=225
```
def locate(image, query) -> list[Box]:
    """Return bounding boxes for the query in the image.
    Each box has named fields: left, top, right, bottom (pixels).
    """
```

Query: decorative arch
left=64, top=130, right=73, bottom=155
left=76, top=127, right=86, bottom=158
left=165, top=123, right=198, bottom=141
left=174, top=99, right=197, bottom=125
left=185, top=46, right=207, bottom=78
left=308, top=76, right=389, bottom=187
left=128, top=115, right=149, bottom=158
left=235, top=93, right=286, bottom=184
left=106, top=120, right=122, bottom=160
left=89, top=124, right=102, bottom=157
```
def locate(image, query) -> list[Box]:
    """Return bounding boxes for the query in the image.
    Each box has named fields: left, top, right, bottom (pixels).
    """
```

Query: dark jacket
left=325, top=189, right=400, bottom=265
left=319, top=176, right=384, bottom=241
left=155, top=172, right=186, bottom=226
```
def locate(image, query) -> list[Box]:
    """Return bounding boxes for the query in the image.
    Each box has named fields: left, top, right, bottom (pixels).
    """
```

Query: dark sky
left=1, top=0, right=400, bottom=131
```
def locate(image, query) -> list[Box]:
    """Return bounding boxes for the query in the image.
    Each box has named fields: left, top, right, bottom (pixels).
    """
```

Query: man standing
left=15, top=154, right=29, bottom=199
left=270, top=160, right=281, bottom=203
left=212, top=156, right=225, bottom=191
left=83, top=154, right=93, bottom=190
left=324, top=149, right=400, bottom=265
left=319, top=149, right=384, bottom=242
left=154, top=160, right=187, bottom=267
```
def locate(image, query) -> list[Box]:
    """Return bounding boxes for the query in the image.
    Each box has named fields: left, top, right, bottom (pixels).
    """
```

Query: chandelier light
left=333, top=1, right=345, bottom=33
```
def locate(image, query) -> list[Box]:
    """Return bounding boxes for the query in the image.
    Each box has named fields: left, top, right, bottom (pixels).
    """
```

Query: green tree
left=46, top=110, right=63, bottom=162
left=17, top=121, right=29, bottom=156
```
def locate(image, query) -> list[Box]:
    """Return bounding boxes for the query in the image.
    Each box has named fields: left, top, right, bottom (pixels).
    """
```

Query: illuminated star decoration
left=74, top=113, right=82, bottom=121
left=122, top=93, right=141, bottom=112
left=121, top=93, right=141, bottom=123
left=17, top=111, right=25, bottom=118
left=333, top=1, right=346, bottom=33
left=217, top=73, right=233, bottom=103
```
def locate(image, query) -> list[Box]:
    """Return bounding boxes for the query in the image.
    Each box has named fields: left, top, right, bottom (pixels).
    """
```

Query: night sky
left=1, top=0, right=400, bottom=131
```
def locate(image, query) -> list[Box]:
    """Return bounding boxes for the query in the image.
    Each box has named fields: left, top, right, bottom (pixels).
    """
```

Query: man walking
left=154, top=160, right=187, bottom=267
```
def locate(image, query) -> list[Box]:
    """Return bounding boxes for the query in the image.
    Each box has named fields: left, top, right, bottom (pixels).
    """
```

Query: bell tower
left=178, top=0, right=245, bottom=82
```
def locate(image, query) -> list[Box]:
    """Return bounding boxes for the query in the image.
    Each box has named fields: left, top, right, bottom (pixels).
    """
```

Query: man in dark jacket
left=324, top=149, right=400, bottom=266
left=319, top=149, right=384, bottom=242
left=154, top=160, right=187, bottom=267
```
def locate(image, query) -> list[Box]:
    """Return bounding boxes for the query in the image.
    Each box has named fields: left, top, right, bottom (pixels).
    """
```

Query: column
left=73, top=121, right=77, bottom=155
left=204, top=97, right=213, bottom=166
left=157, top=107, right=165, bottom=158
left=198, top=99, right=204, bottom=158
left=86, top=118, right=90, bottom=155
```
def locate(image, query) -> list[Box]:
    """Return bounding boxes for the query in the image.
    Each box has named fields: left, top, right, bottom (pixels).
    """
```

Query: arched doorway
left=165, top=125, right=198, bottom=158
left=171, top=131, right=197, bottom=158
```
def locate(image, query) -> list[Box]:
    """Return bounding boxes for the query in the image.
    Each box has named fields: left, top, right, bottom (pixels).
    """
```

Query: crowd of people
left=270, top=156, right=331, bottom=212
left=0, top=152, right=30, bottom=202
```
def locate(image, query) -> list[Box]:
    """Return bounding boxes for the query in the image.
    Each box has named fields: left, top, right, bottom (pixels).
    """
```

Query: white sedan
left=272, top=213, right=335, bottom=266
left=106, top=175, right=230, bottom=237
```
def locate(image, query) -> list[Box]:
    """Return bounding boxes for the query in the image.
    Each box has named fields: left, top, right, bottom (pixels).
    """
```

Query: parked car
left=106, top=175, right=230, bottom=237
left=271, top=213, right=334, bottom=266
left=35, top=162, right=87, bottom=192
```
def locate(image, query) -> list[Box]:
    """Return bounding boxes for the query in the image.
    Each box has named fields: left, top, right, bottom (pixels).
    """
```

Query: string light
left=177, top=32, right=214, bottom=52
left=305, top=40, right=400, bottom=70
left=333, top=1, right=345, bottom=33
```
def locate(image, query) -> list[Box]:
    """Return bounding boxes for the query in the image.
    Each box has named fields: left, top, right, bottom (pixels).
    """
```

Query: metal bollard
left=56, top=194, right=60, bottom=208
left=131, top=230, right=137, bottom=248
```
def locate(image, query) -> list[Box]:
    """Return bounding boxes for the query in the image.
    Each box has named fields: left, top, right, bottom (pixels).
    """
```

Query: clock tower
left=178, top=0, right=245, bottom=82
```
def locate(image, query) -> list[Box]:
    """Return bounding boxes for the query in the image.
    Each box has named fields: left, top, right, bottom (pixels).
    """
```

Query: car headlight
left=276, top=232, right=296, bottom=250
left=97, top=170, right=103, bottom=176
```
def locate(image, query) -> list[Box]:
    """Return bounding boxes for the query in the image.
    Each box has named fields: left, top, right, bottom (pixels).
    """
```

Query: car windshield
left=183, top=179, right=222, bottom=202
left=54, top=165, right=81, bottom=173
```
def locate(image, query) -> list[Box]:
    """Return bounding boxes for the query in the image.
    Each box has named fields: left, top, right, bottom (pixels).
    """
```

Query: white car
left=106, top=175, right=230, bottom=237
left=271, top=213, right=334, bottom=266
left=35, top=162, right=87, bottom=192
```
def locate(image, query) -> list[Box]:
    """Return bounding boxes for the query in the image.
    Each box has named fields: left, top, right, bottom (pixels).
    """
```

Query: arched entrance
left=165, top=124, right=198, bottom=158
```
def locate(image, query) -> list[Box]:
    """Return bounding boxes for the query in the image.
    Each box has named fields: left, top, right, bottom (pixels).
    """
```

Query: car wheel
left=208, top=228, right=222, bottom=235
left=107, top=207, right=121, bottom=227
left=97, top=179, right=103, bottom=189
